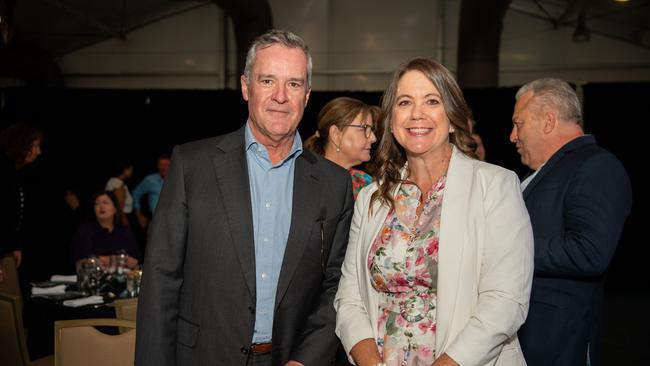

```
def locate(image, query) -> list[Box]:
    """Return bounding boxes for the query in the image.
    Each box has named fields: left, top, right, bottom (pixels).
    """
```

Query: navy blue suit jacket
left=517, top=135, right=632, bottom=366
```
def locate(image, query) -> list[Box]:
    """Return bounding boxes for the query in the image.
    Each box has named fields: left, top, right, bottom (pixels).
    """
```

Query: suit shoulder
left=309, top=152, right=350, bottom=181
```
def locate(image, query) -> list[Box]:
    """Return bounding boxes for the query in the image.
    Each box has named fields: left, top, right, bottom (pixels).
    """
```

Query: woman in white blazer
left=334, top=58, right=534, bottom=366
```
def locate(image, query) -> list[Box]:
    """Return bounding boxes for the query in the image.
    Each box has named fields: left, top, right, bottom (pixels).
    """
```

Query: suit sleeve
left=290, top=173, right=354, bottom=365
left=533, top=154, right=632, bottom=277
left=446, top=171, right=534, bottom=366
left=135, top=146, right=188, bottom=366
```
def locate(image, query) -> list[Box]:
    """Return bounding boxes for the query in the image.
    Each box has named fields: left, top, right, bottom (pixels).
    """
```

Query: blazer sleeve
left=334, top=188, right=377, bottom=358
left=135, top=146, right=188, bottom=366
left=532, top=153, right=632, bottom=277
left=445, top=171, right=534, bottom=366
left=290, top=171, right=355, bottom=365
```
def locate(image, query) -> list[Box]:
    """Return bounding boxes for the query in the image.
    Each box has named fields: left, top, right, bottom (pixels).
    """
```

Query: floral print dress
left=349, top=168, right=373, bottom=200
left=368, top=176, right=446, bottom=366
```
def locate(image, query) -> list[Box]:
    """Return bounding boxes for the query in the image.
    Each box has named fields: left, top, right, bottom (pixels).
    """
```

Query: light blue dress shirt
left=132, top=173, right=164, bottom=213
left=245, top=123, right=302, bottom=343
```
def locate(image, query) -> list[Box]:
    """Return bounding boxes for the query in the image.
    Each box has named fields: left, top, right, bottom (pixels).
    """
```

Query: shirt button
left=263, top=237, right=269, bottom=243
left=261, top=273, right=267, bottom=280
left=265, top=202, right=271, bottom=208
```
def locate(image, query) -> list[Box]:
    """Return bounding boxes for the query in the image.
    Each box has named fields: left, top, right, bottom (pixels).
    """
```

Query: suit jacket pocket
left=177, top=316, right=199, bottom=348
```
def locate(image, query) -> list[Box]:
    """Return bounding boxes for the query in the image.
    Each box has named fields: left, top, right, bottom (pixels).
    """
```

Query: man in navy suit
left=510, top=78, right=632, bottom=366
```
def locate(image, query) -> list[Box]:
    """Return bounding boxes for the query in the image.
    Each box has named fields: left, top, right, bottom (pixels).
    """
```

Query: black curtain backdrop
left=0, top=84, right=646, bottom=291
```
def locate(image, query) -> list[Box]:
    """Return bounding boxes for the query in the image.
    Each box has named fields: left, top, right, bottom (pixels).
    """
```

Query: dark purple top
left=70, top=221, right=141, bottom=263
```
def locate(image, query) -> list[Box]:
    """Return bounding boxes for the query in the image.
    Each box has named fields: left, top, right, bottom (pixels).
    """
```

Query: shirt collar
left=244, top=121, right=303, bottom=164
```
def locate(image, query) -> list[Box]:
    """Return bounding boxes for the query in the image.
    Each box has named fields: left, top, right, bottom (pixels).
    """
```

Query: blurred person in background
left=132, top=153, right=171, bottom=229
left=105, top=159, right=135, bottom=226
left=70, top=190, right=140, bottom=269
left=304, top=97, right=379, bottom=199
left=0, top=123, right=43, bottom=281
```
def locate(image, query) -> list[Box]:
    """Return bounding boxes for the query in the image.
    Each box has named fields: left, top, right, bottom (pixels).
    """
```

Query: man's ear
left=543, top=111, right=557, bottom=134
left=241, top=75, right=249, bottom=101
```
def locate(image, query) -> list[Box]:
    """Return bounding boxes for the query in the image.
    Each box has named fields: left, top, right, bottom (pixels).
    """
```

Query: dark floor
left=602, top=290, right=650, bottom=365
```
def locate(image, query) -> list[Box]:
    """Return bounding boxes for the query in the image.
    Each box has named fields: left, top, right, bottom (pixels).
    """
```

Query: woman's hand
left=350, top=338, right=383, bottom=366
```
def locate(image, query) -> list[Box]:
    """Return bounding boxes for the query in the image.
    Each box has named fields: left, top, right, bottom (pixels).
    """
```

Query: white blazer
left=335, top=147, right=534, bottom=366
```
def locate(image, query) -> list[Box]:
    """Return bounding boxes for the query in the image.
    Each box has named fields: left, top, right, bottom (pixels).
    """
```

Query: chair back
left=113, top=298, right=138, bottom=321
left=113, top=298, right=138, bottom=333
left=0, top=292, right=30, bottom=366
left=0, top=256, right=22, bottom=306
left=54, top=318, right=136, bottom=366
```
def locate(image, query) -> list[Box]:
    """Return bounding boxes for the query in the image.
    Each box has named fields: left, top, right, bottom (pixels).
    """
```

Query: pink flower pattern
left=368, top=176, right=446, bottom=366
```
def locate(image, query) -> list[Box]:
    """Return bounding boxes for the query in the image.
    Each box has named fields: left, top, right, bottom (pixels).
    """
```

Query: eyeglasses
left=342, top=124, right=375, bottom=138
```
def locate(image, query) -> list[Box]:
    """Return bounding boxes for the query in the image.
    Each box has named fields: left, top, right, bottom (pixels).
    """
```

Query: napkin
left=63, top=295, right=104, bottom=308
left=32, top=284, right=67, bottom=296
left=50, top=274, right=78, bottom=283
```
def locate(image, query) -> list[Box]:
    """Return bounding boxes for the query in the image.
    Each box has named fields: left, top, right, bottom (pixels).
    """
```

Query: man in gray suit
left=135, top=30, right=354, bottom=366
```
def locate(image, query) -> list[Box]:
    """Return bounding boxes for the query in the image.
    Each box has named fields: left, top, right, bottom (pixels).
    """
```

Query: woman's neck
left=407, top=144, right=452, bottom=193
left=324, top=144, right=354, bottom=170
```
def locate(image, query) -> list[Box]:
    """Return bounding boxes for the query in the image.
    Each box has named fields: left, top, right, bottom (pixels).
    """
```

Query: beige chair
left=54, top=318, right=136, bottom=366
left=0, top=256, right=23, bottom=306
left=113, top=298, right=138, bottom=321
left=113, top=298, right=138, bottom=333
left=0, top=292, right=53, bottom=366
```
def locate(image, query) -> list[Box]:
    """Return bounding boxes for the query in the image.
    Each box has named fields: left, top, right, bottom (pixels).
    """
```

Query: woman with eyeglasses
left=305, top=97, right=380, bottom=199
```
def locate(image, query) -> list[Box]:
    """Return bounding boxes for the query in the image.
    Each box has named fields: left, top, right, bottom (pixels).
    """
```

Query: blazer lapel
left=275, top=152, right=320, bottom=308
left=435, top=147, right=470, bottom=353
left=212, top=128, right=256, bottom=299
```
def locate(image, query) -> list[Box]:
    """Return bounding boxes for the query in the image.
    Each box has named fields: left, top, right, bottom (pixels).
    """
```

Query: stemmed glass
left=86, top=256, right=106, bottom=295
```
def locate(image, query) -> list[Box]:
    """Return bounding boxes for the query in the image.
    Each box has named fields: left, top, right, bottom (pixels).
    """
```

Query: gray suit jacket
left=135, top=126, right=354, bottom=366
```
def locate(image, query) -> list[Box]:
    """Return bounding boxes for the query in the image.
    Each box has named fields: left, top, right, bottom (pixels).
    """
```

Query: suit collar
left=275, top=150, right=320, bottom=307
left=212, top=126, right=257, bottom=298
left=523, top=135, right=594, bottom=197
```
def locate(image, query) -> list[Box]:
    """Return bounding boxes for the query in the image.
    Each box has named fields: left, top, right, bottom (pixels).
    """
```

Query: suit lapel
left=435, top=147, right=469, bottom=353
left=212, top=128, right=256, bottom=299
left=275, top=152, right=320, bottom=308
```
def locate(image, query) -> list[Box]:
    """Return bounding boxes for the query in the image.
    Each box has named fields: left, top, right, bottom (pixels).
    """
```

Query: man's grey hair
left=516, top=78, right=582, bottom=125
left=243, top=29, right=312, bottom=87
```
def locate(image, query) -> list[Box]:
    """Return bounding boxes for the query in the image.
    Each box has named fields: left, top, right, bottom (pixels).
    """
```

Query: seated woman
left=71, top=190, right=140, bottom=269
left=305, top=97, right=380, bottom=199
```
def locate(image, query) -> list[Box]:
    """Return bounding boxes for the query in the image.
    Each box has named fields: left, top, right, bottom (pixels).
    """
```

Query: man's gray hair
left=243, top=29, right=312, bottom=87
left=516, top=78, right=582, bottom=125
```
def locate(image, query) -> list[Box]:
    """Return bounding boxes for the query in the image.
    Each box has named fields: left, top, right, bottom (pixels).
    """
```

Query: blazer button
left=248, top=306, right=254, bottom=314
left=240, top=347, right=249, bottom=355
